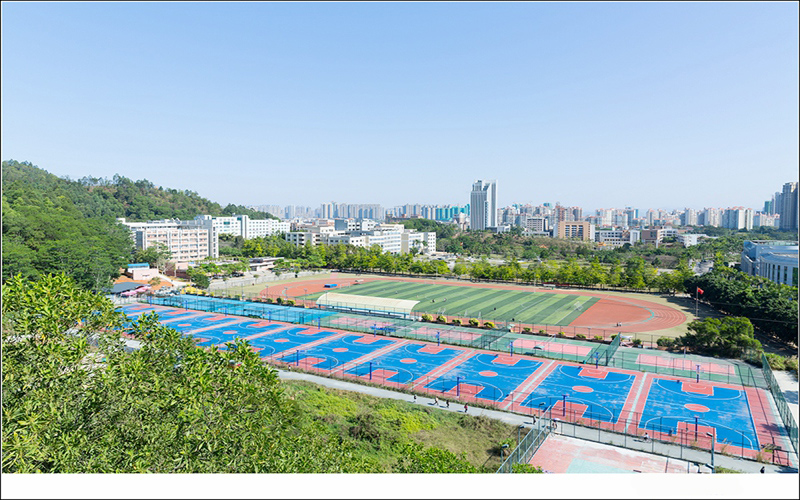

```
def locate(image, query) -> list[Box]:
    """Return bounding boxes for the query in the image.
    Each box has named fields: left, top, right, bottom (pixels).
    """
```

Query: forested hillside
left=1, top=160, right=276, bottom=290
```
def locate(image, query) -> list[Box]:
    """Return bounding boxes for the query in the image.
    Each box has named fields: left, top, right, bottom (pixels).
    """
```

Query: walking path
left=773, top=369, right=799, bottom=424
left=276, top=368, right=798, bottom=474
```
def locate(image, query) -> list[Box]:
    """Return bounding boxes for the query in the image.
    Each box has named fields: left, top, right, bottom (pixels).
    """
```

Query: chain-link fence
left=496, top=423, right=551, bottom=473
left=762, top=353, right=799, bottom=457
left=261, top=350, right=793, bottom=466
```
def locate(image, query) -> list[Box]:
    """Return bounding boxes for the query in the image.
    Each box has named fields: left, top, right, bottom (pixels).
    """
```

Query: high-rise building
left=681, top=208, right=698, bottom=226
left=779, top=182, right=798, bottom=231
left=722, top=207, right=753, bottom=230
left=469, top=179, right=497, bottom=230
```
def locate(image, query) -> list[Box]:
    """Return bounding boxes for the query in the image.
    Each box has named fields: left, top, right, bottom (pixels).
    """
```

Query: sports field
left=302, top=280, right=600, bottom=327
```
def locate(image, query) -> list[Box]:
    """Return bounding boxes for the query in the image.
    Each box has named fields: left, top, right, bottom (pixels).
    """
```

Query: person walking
left=446, top=400, right=450, bottom=409
left=464, top=403, right=468, bottom=413
left=413, top=394, right=417, bottom=403
left=433, top=396, right=438, bottom=406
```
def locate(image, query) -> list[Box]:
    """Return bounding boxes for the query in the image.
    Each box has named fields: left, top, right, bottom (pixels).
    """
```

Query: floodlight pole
left=456, top=376, right=462, bottom=397
left=562, top=394, right=567, bottom=417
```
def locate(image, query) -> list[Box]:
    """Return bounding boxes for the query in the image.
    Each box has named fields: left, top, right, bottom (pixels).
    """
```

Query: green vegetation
left=2, top=273, right=515, bottom=473
left=687, top=266, right=797, bottom=345
left=674, top=316, right=761, bottom=358
left=283, top=381, right=524, bottom=472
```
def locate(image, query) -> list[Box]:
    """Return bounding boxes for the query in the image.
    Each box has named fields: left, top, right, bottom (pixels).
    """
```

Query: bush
left=765, top=353, right=787, bottom=371
left=451, top=318, right=461, bottom=326
left=483, top=321, right=495, bottom=329
left=523, top=327, right=532, bottom=333
left=557, top=332, right=566, bottom=338
left=275, top=297, right=283, bottom=305
left=538, top=329, right=546, bottom=335
left=437, top=315, right=447, bottom=324
left=421, top=313, right=433, bottom=322
left=265, top=297, right=273, bottom=304
left=575, top=333, right=586, bottom=340
left=593, top=335, right=604, bottom=342
left=632, top=338, right=642, bottom=347
left=786, top=357, right=798, bottom=374
left=286, top=299, right=296, bottom=306
left=656, top=337, right=675, bottom=348
left=469, top=318, right=480, bottom=327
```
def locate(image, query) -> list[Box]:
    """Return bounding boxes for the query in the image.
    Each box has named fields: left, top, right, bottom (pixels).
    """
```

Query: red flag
left=697, top=287, right=704, bottom=295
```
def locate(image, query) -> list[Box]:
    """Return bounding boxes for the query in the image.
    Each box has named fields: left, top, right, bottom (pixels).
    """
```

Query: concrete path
left=772, top=369, right=799, bottom=424
left=276, top=368, right=798, bottom=474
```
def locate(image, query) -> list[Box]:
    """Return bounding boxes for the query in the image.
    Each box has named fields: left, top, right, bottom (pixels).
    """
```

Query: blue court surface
left=345, top=343, right=464, bottom=384
left=219, top=327, right=339, bottom=357
left=185, top=324, right=288, bottom=347
left=523, top=365, right=637, bottom=423
left=278, top=335, right=398, bottom=370
left=149, top=295, right=336, bottom=323
left=423, top=354, right=544, bottom=402
left=638, top=377, right=759, bottom=449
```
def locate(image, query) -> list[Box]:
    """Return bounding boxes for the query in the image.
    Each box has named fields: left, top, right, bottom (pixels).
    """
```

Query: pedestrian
left=643, top=432, right=649, bottom=442
left=434, top=396, right=438, bottom=406
left=760, top=466, right=765, bottom=474
left=446, top=400, right=450, bottom=409
left=552, top=419, right=558, bottom=432
left=413, top=394, right=417, bottom=403
left=464, top=403, right=468, bottom=413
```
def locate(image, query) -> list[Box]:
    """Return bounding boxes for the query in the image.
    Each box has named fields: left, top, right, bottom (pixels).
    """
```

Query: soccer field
left=301, top=280, right=599, bottom=326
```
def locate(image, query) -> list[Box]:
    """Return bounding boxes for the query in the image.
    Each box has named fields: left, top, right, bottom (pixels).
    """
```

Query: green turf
left=302, top=281, right=601, bottom=327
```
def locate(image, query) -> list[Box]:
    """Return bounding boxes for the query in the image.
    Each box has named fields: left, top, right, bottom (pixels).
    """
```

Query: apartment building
left=193, top=214, right=290, bottom=239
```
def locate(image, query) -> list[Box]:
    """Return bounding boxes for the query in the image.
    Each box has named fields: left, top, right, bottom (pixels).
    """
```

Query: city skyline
left=2, top=3, right=798, bottom=212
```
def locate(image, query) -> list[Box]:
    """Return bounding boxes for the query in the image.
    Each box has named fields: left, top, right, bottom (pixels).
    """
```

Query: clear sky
left=2, top=2, right=798, bottom=213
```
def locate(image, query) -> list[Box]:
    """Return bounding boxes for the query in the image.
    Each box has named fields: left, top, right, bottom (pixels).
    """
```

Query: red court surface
left=278, top=275, right=687, bottom=334
left=530, top=434, right=696, bottom=473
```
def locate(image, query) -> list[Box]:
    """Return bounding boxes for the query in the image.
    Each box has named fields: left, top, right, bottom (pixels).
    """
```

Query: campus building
left=283, top=223, right=435, bottom=255
left=740, top=240, right=799, bottom=286
left=595, top=229, right=640, bottom=248
left=118, top=218, right=217, bottom=262
left=193, top=214, right=290, bottom=239
left=554, top=221, right=595, bottom=241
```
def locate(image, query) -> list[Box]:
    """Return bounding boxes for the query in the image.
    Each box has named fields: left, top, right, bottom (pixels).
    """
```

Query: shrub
left=286, top=299, right=296, bottom=306
left=265, top=297, right=273, bottom=304
left=421, top=313, right=433, bottom=322
left=575, top=333, right=586, bottom=340
left=275, top=297, right=283, bottom=305
left=593, top=335, right=603, bottom=342
left=656, top=337, right=675, bottom=348
left=765, top=353, right=788, bottom=371
left=632, top=338, right=643, bottom=347
left=451, top=318, right=462, bottom=326
left=469, top=318, right=480, bottom=327
left=523, top=327, right=532, bottom=333
left=437, top=315, right=447, bottom=324
left=483, top=321, right=495, bottom=329
left=557, top=332, right=566, bottom=338
left=538, top=329, right=546, bottom=335
left=786, top=356, right=798, bottom=374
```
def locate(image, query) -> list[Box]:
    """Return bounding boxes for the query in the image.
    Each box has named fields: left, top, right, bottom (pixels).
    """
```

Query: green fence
left=496, top=422, right=551, bottom=473
left=762, top=353, right=799, bottom=457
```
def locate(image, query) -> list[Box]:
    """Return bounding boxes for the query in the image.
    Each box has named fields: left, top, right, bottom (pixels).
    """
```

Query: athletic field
left=301, top=280, right=600, bottom=327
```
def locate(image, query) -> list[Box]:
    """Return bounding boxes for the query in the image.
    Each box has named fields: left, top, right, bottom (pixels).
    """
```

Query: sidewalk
left=772, top=369, right=799, bottom=424
left=276, top=368, right=798, bottom=474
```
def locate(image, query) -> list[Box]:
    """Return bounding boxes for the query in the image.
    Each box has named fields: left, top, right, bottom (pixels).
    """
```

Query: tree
left=2, top=273, right=380, bottom=473
left=133, top=243, right=171, bottom=272
left=679, top=317, right=761, bottom=358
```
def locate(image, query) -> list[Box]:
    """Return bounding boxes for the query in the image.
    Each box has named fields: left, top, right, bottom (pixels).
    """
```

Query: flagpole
left=695, top=287, right=698, bottom=318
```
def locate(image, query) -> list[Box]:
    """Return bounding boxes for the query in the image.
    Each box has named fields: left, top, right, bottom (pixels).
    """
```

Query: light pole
left=296, top=349, right=303, bottom=366
left=562, top=394, right=568, bottom=417
left=706, top=432, right=715, bottom=473
left=694, top=416, right=699, bottom=441
left=369, top=361, right=373, bottom=380
left=456, top=376, right=462, bottom=397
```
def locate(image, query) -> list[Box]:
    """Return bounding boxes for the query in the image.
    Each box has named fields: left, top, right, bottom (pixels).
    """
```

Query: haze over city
left=2, top=2, right=798, bottom=211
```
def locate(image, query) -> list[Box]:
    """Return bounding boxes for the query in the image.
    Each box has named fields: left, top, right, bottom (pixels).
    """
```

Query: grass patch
left=282, top=379, right=521, bottom=472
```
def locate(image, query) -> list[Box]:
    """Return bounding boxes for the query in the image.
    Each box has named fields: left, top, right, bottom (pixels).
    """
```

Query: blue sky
left=2, top=2, right=797, bottom=213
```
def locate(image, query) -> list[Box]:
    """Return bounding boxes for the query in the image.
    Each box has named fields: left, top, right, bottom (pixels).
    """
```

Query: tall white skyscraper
left=470, top=179, right=497, bottom=230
